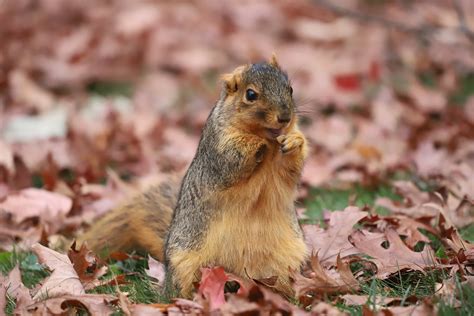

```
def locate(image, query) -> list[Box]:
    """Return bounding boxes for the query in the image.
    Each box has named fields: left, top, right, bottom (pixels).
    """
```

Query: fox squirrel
left=79, top=55, right=308, bottom=297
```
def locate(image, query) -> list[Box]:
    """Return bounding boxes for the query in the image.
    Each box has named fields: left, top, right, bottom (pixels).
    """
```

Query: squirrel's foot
left=277, top=132, right=304, bottom=154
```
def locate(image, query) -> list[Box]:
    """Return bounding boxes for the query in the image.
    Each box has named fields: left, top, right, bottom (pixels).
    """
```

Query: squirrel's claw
left=277, top=133, right=304, bottom=154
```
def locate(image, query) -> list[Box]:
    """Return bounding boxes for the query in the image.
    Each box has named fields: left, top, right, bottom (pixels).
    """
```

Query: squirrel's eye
left=289, top=86, right=293, bottom=96
left=245, top=89, right=258, bottom=102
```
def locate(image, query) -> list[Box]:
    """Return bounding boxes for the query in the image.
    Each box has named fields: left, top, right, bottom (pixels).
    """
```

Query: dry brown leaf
left=118, top=291, right=169, bottom=315
left=303, top=206, right=368, bottom=266
left=342, top=294, right=398, bottom=307
left=349, top=228, right=437, bottom=278
left=294, top=18, right=357, bottom=42
left=443, top=227, right=474, bottom=261
left=220, top=295, right=260, bottom=315
left=173, top=298, right=204, bottom=314
left=68, top=241, right=108, bottom=290
left=0, top=140, right=14, bottom=174
left=390, top=215, right=435, bottom=249
left=412, top=142, right=448, bottom=177
left=311, top=301, right=347, bottom=315
left=25, top=294, right=117, bottom=315
left=436, top=277, right=461, bottom=308
left=292, top=254, right=359, bottom=297
left=0, top=188, right=72, bottom=224
left=409, top=82, right=447, bottom=113
left=145, top=254, right=166, bottom=286
left=31, top=243, right=85, bottom=300
left=9, top=70, right=56, bottom=112
left=161, top=127, right=199, bottom=168
left=0, top=265, right=33, bottom=309
left=378, top=301, right=435, bottom=316
left=242, top=285, right=309, bottom=315
left=306, top=115, right=352, bottom=152
left=131, top=304, right=166, bottom=315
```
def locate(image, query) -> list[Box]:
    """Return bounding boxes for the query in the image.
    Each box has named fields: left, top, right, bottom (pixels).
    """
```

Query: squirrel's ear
left=269, top=53, right=280, bottom=69
left=221, top=65, right=246, bottom=94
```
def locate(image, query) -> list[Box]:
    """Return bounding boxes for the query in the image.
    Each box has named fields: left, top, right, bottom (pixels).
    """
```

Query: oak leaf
left=145, top=254, right=166, bottom=286
left=303, top=206, right=368, bottom=266
left=291, top=254, right=359, bottom=297
left=0, top=188, right=72, bottom=224
left=349, top=228, right=437, bottom=278
left=31, top=243, right=85, bottom=300
left=25, top=294, right=117, bottom=315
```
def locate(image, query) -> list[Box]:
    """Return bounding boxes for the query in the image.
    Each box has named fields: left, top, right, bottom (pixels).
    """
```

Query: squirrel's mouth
left=266, top=128, right=283, bottom=139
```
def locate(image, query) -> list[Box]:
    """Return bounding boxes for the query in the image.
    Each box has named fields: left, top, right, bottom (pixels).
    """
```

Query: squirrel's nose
left=277, top=115, right=291, bottom=124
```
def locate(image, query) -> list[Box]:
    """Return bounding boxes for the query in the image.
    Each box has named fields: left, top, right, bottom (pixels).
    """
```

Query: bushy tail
left=78, top=179, right=180, bottom=261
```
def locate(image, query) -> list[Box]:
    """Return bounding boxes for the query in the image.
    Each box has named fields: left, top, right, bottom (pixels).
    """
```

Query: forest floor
left=1, top=0, right=474, bottom=315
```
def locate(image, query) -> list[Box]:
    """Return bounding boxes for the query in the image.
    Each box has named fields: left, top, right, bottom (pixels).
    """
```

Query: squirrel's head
left=220, top=54, right=295, bottom=139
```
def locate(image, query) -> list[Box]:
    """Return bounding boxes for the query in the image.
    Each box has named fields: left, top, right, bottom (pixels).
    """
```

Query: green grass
left=90, top=255, right=166, bottom=304
left=0, top=251, right=49, bottom=288
left=450, top=73, right=474, bottom=106
left=87, top=81, right=134, bottom=97
left=304, top=184, right=401, bottom=222
left=460, top=225, right=474, bottom=243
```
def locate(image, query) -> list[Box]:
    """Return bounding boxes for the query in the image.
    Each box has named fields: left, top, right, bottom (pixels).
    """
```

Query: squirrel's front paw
left=276, top=132, right=304, bottom=154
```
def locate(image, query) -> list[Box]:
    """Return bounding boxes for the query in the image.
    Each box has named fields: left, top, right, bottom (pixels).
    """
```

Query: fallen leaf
left=68, top=241, right=108, bottom=290
left=293, top=18, right=357, bottom=42
left=303, top=206, right=368, bottom=266
left=9, top=70, right=56, bottom=112
left=31, top=243, right=85, bottom=300
left=349, top=228, right=437, bottom=278
left=390, top=215, right=435, bottom=248
left=334, top=73, right=361, bottom=91
left=409, top=82, right=447, bottom=113
left=173, top=298, right=204, bottom=312
left=0, top=188, right=72, bottom=224
left=443, top=226, right=474, bottom=261
left=0, top=140, right=15, bottom=174
left=145, top=254, right=166, bottom=286
left=342, top=294, right=397, bottom=307
left=25, top=294, right=117, bottom=315
left=311, top=301, right=347, bottom=315
left=0, top=265, right=33, bottom=309
left=197, top=267, right=228, bottom=311
left=131, top=304, right=166, bottom=315
left=220, top=295, right=260, bottom=315
left=306, top=115, right=352, bottom=152
left=412, top=142, right=447, bottom=177
left=291, top=254, right=359, bottom=297
left=378, top=301, right=435, bottom=316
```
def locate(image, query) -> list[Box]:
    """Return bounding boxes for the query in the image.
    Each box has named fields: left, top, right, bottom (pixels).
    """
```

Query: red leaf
left=333, top=74, right=361, bottom=91
left=198, top=267, right=228, bottom=311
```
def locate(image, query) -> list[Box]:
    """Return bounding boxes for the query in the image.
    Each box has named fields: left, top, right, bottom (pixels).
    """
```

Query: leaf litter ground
left=1, top=0, right=474, bottom=315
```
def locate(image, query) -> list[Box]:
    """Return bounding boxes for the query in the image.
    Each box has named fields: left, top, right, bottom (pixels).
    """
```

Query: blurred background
left=0, top=0, right=473, bottom=241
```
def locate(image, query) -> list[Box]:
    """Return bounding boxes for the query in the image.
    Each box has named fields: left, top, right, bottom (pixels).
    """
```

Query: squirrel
left=79, top=55, right=308, bottom=298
